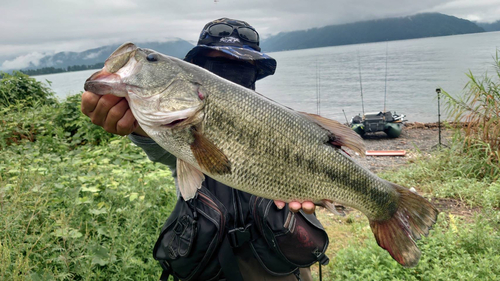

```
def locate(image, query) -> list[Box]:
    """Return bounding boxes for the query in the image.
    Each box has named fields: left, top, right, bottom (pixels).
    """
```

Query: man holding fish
left=82, top=18, right=322, bottom=281
left=83, top=17, right=438, bottom=281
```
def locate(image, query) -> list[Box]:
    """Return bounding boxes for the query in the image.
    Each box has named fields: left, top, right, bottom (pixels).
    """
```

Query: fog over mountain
left=2, top=39, right=193, bottom=72
left=475, top=20, right=500, bottom=31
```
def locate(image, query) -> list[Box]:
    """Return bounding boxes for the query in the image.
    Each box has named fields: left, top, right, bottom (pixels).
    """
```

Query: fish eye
left=147, top=53, right=158, bottom=62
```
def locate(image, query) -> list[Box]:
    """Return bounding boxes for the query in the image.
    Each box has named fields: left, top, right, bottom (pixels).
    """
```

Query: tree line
left=20, top=62, right=104, bottom=76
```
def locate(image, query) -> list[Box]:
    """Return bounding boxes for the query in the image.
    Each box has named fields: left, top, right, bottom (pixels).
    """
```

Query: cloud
left=1, top=52, right=47, bottom=70
left=426, top=0, right=500, bottom=22
left=84, top=50, right=104, bottom=60
left=0, top=0, right=499, bottom=62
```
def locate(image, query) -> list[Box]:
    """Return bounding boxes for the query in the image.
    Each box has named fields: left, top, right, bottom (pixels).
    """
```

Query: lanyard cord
left=319, top=263, right=322, bottom=281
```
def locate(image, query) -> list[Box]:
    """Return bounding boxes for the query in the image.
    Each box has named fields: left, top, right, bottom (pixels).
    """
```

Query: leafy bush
left=53, top=93, right=114, bottom=146
left=0, top=71, right=56, bottom=108
left=442, top=50, right=500, bottom=179
left=0, top=137, right=177, bottom=280
left=0, top=93, right=113, bottom=150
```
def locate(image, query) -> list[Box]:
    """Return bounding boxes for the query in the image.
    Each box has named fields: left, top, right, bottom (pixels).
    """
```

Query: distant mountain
left=476, top=20, right=500, bottom=32
left=261, top=13, right=485, bottom=52
left=20, top=39, right=194, bottom=71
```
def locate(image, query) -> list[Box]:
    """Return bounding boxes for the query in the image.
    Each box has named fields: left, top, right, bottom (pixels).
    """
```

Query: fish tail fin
left=369, top=182, right=439, bottom=267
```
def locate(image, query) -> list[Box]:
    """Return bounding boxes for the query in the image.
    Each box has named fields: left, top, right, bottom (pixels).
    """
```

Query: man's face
left=191, top=50, right=257, bottom=90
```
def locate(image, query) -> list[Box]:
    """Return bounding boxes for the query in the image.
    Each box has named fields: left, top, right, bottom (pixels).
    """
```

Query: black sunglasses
left=205, top=23, right=259, bottom=43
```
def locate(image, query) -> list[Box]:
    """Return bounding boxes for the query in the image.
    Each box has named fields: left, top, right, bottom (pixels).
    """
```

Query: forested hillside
left=261, top=13, right=484, bottom=52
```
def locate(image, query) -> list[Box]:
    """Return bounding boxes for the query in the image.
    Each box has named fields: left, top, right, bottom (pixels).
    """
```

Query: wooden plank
left=366, top=150, right=406, bottom=156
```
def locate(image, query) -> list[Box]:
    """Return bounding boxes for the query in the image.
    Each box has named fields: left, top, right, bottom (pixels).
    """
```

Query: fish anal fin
left=190, top=129, right=231, bottom=175
left=318, top=200, right=346, bottom=216
left=177, top=158, right=205, bottom=200
left=369, top=182, right=439, bottom=267
left=299, top=112, right=366, bottom=156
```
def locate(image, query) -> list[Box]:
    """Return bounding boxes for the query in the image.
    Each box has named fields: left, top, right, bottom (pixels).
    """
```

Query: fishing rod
left=316, top=62, right=321, bottom=115
left=384, top=42, right=388, bottom=113
left=342, top=109, right=349, bottom=126
left=357, top=51, right=365, bottom=116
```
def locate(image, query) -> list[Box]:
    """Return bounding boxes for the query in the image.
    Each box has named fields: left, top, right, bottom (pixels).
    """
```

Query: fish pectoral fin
left=190, top=128, right=231, bottom=175
left=299, top=112, right=366, bottom=156
left=369, top=182, right=439, bottom=267
left=177, top=158, right=205, bottom=200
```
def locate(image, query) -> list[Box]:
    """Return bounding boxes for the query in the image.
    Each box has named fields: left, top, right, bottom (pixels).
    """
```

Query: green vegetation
left=442, top=50, right=500, bottom=179
left=0, top=136, right=176, bottom=280
left=1, top=56, right=499, bottom=280
left=0, top=71, right=56, bottom=108
left=0, top=93, right=113, bottom=149
left=1, top=88, right=177, bottom=279
left=315, top=140, right=500, bottom=280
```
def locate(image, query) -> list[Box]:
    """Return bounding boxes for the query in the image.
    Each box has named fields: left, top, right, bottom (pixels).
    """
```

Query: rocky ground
left=349, top=122, right=453, bottom=173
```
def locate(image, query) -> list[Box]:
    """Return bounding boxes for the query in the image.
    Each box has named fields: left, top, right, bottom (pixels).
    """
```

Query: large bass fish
left=85, top=43, right=438, bottom=267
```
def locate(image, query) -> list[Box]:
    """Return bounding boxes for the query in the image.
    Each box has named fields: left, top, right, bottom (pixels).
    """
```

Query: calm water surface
left=36, top=31, right=500, bottom=123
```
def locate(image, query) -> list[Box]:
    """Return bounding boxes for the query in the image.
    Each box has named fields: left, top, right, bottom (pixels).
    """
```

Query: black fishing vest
left=153, top=176, right=330, bottom=281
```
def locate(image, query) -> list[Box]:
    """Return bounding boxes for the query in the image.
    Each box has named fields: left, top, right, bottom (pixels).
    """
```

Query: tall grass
left=442, top=50, right=500, bottom=180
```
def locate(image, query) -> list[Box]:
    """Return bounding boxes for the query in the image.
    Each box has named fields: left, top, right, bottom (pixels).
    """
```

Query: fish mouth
left=84, top=43, right=139, bottom=97
left=84, top=70, right=126, bottom=96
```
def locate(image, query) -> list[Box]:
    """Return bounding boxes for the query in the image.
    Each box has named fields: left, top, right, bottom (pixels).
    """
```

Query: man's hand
left=274, top=200, right=316, bottom=214
left=81, top=91, right=148, bottom=136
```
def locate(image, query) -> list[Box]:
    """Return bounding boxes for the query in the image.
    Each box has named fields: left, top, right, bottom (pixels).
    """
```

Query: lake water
left=35, top=31, right=500, bottom=123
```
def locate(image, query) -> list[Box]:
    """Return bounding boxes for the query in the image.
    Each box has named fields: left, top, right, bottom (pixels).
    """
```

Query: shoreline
left=350, top=122, right=453, bottom=173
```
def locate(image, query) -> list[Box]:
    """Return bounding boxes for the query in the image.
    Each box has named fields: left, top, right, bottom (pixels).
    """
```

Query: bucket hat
left=184, top=18, right=277, bottom=80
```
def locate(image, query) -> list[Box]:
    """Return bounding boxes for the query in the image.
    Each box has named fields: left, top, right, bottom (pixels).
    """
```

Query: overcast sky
left=1, top=0, right=500, bottom=69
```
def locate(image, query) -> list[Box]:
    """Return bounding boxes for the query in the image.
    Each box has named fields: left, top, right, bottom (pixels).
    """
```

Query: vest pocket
left=153, top=186, right=227, bottom=281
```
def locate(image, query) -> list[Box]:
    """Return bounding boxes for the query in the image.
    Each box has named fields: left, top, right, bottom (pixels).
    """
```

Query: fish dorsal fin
left=300, top=112, right=366, bottom=156
left=177, top=158, right=205, bottom=200
left=190, top=128, right=232, bottom=175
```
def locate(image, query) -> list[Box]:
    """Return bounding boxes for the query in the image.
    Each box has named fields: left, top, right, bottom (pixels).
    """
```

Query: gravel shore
left=349, top=122, right=453, bottom=173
